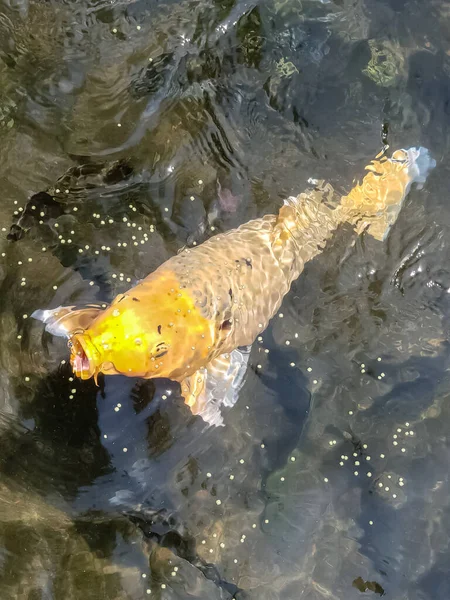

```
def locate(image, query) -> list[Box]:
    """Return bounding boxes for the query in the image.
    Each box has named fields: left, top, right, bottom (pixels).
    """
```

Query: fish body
left=33, top=147, right=435, bottom=424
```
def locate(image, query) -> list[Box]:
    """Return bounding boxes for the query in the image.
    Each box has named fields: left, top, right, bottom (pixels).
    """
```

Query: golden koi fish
left=33, top=147, right=435, bottom=425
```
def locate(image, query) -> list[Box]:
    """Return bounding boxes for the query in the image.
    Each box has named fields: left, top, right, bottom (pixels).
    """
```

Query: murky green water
left=1, top=0, right=450, bottom=598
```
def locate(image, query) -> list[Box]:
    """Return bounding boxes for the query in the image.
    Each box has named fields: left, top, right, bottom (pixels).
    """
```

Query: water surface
left=1, top=0, right=450, bottom=598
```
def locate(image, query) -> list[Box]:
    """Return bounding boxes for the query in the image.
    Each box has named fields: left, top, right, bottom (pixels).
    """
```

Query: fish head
left=68, top=304, right=164, bottom=380
left=68, top=321, right=157, bottom=381
left=69, top=280, right=215, bottom=381
left=32, top=304, right=109, bottom=381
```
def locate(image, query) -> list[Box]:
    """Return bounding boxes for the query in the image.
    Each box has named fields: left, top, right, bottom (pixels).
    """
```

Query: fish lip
left=70, top=333, right=99, bottom=380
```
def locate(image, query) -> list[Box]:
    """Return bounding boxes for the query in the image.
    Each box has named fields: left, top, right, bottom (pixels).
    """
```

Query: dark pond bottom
left=1, top=0, right=450, bottom=598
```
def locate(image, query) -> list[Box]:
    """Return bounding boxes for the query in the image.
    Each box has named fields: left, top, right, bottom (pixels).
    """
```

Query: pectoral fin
left=32, top=304, right=106, bottom=337
left=180, top=347, right=251, bottom=426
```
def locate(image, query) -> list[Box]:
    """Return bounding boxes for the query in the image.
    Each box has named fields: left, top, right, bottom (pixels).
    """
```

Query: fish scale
left=170, top=216, right=284, bottom=351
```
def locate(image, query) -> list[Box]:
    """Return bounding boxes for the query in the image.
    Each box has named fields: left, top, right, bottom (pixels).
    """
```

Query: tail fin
left=341, top=147, right=436, bottom=241
left=32, top=305, right=105, bottom=337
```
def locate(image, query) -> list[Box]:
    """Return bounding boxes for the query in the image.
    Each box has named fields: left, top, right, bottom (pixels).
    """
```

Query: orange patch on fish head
left=72, top=271, right=216, bottom=382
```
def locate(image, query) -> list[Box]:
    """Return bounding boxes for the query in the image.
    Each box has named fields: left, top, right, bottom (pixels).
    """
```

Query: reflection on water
left=0, top=0, right=450, bottom=597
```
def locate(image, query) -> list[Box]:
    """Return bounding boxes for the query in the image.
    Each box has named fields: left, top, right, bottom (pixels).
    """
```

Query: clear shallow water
left=1, top=0, right=450, bottom=598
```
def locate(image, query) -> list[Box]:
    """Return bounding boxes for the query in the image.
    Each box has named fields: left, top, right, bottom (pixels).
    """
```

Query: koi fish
left=32, top=147, right=435, bottom=425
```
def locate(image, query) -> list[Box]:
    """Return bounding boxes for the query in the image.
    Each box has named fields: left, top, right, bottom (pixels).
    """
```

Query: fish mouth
left=69, top=334, right=98, bottom=380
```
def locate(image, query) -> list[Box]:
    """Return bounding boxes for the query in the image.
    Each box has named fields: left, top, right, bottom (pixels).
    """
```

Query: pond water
left=1, top=0, right=450, bottom=598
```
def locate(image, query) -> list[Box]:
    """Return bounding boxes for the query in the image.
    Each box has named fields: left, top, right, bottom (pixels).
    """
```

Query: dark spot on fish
left=220, top=319, right=232, bottom=331
left=352, top=577, right=385, bottom=596
left=157, top=325, right=162, bottom=335
left=132, top=297, right=140, bottom=302
left=118, top=295, right=127, bottom=303
left=244, top=258, right=252, bottom=269
left=228, top=288, right=233, bottom=300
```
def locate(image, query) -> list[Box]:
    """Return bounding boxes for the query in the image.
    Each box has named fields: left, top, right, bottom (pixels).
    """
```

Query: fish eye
left=153, top=342, right=168, bottom=359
